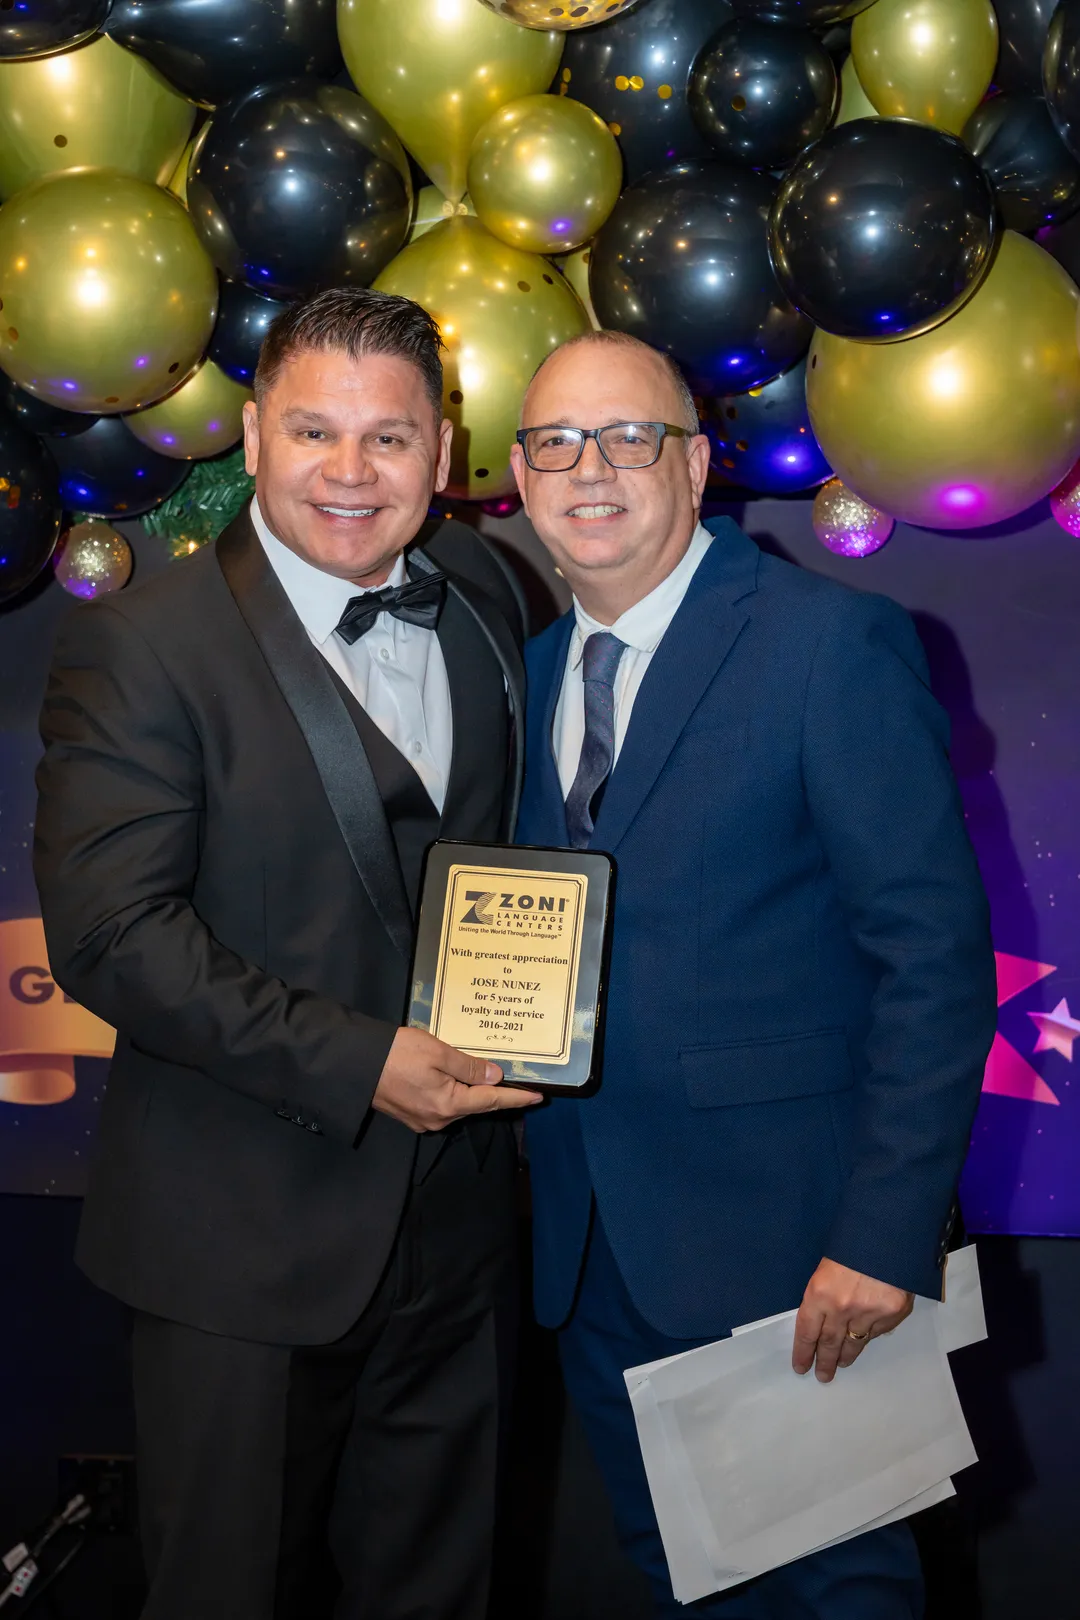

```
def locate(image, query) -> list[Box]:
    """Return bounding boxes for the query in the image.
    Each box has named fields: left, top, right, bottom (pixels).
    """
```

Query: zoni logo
left=460, top=890, right=569, bottom=926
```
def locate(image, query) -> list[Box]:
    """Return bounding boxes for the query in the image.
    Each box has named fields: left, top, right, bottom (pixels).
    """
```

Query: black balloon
left=703, top=356, right=830, bottom=494
left=1039, top=204, right=1080, bottom=280
left=964, top=94, right=1080, bottom=233
left=0, top=0, right=107, bottom=60
left=561, top=0, right=732, bottom=188
left=996, top=0, right=1057, bottom=95
left=729, top=0, right=875, bottom=23
left=0, top=373, right=98, bottom=438
left=209, top=281, right=291, bottom=386
left=0, top=417, right=61, bottom=605
left=770, top=119, right=997, bottom=341
left=1044, top=0, right=1080, bottom=163
left=688, top=19, right=837, bottom=171
left=46, top=416, right=189, bottom=519
left=106, top=0, right=341, bottom=110
left=188, top=81, right=412, bottom=300
left=590, top=160, right=811, bottom=394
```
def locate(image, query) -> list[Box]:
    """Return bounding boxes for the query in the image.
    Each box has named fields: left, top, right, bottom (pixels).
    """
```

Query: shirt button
left=378, top=646, right=391, bottom=662
left=411, top=739, right=423, bottom=756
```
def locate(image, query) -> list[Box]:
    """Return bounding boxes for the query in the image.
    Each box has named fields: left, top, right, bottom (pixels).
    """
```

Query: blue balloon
left=703, top=357, right=830, bottom=494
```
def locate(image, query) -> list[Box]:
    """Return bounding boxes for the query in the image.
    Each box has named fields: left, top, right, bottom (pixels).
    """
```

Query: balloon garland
left=2, top=0, right=1080, bottom=602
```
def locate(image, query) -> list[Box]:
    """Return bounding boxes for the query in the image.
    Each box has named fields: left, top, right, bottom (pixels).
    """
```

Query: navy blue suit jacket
left=516, top=518, right=997, bottom=1338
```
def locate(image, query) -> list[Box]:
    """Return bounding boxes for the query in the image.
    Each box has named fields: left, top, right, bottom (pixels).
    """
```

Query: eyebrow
left=279, top=408, right=423, bottom=431
left=530, top=416, right=641, bottom=427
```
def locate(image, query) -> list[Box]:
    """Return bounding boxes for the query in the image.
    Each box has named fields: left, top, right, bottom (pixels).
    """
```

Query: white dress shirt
left=252, top=498, right=453, bottom=811
left=553, top=522, right=713, bottom=798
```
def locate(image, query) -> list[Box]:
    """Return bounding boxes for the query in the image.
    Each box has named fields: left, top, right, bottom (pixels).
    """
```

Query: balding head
left=510, top=329, right=711, bottom=624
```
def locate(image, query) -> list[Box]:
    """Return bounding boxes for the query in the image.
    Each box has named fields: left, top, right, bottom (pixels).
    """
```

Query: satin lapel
left=539, top=613, right=574, bottom=846
left=591, top=520, right=760, bottom=855
left=216, top=515, right=414, bottom=961
left=411, top=545, right=526, bottom=837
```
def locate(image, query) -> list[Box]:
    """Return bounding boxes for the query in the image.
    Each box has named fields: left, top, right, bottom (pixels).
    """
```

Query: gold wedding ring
left=845, top=1329, right=871, bottom=1342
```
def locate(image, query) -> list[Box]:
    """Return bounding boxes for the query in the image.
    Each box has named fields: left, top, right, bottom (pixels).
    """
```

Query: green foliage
left=140, top=448, right=254, bottom=560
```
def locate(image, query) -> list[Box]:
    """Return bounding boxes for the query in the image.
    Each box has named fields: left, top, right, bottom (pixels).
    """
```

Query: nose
left=321, top=436, right=377, bottom=489
left=571, top=434, right=617, bottom=486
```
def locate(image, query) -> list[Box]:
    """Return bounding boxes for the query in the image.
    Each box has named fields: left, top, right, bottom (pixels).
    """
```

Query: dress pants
left=558, top=1215, right=925, bottom=1620
left=131, top=1126, right=517, bottom=1620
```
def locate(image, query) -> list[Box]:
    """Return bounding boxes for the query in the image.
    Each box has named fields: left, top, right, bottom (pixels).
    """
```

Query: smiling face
left=242, top=346, right=453, bottom=586
left=510, top=339, right=710, bottom=620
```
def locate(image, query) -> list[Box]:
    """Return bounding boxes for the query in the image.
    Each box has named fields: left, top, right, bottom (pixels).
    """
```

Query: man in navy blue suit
left=509, top=331, right=998, bottom=1618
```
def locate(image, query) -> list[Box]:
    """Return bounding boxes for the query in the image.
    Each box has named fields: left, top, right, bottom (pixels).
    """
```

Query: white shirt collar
left=569, top=521, right=713, bottom=669
left=250, top=496, right=406, bottom=648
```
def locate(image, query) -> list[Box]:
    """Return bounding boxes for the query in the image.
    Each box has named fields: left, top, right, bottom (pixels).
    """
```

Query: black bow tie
left=334, top=570, right=447, bottom=645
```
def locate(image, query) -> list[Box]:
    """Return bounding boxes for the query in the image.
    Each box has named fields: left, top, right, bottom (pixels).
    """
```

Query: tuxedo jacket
left=516, top=518, right=998, bottom=1339
left=34, top=512, right=525, bottom=1345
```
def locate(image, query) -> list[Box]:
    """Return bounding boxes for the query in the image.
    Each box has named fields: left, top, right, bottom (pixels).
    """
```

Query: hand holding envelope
left=624, top=1246, right=987, bottom=1605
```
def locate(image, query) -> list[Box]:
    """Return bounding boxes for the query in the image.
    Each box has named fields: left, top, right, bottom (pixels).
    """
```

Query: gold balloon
left=468, top=94, right=622, bottom=255
left=806, top=232, right=1080, bottom=530
left=552, top=242, right=599, bottom=328
left=54, top=519, right=134, bottom=598
left=338, top=0, right=563, bottom=203
left=167, top=121, right=211, bottom=208
left=374, top=215, right=589, bottom=499
left=812, top=479, right=894, bottom=557
left=0, top=168, right=218, bottom=414
left=0, top=35, right=196, bottom=201
left=835, top=54, right=880, bottom=127
left=407, top=185, right=475, bottom=245
left=124, top=359, right=252, bottom=459
left=474, top=0, right=635, bottom=30
left=851, top=0, right=997, bottom=136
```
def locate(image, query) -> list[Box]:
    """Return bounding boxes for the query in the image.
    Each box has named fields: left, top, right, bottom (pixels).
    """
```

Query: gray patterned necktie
left=565, top=631, right=627, bottom=849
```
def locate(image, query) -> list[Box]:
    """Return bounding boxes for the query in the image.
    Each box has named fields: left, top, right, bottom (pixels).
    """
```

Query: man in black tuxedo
left=33, top=288, right=541, bottom=1620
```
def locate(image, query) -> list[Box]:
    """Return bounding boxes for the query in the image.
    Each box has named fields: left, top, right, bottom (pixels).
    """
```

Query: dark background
left=2, top=501, right=1078, bottom=1616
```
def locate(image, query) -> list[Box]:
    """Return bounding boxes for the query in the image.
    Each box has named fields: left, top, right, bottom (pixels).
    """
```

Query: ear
left=242, top=400, right=260, bottom=476
left=686, top=432, right=711, bottom=513
left=434, top=418, right=453, bottom=492
left=509, top=442, right=530, bottom=514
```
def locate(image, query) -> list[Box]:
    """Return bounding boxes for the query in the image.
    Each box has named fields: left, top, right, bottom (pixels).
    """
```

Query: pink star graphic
left=1029, top=998, right=1080, bottom=1061
left=981, top=952, right=1061, bottom=1107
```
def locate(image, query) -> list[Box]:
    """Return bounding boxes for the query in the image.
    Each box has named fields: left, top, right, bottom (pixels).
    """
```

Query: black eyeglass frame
left=515, top=421, right=690, bottom=472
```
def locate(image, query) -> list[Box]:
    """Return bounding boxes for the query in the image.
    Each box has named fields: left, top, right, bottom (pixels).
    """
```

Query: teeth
left=318, top=506, right=376, bottom=517
left=569, top=504, right=623, bottom=518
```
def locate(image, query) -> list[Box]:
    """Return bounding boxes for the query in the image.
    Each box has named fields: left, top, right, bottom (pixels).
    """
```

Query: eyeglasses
left=515, top=421, right=690, bottom=472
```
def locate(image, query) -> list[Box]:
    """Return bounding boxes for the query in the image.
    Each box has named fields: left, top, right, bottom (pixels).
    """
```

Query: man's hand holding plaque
left=372, top=1025, right=543, bottom=1133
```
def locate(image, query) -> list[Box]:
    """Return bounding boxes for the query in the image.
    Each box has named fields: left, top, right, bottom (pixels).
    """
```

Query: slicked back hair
left=254, top=287, right=445, bottom=417
left=525, top=329, right=700, bottom=435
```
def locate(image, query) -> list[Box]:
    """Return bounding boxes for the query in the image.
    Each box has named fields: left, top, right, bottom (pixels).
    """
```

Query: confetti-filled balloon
left=704, top=357, right=831, bottom=494
left=124, top=359, right=252, bottom=459
left=189, top=80, right=413, bottom=299
left=0, top=0, right=108, bottom=61
left=964, top=93, right=1080, bottom=233
left=812, top=477, right=894, bottom=556
left=590, top=160, right=811, bottom=394
left=806, top=231, right=1080, bottom=529
left=688, top=19, right=837, bottom=171
left=771, top=120, right=996, bottom=341
left=46, top=414, right=190, bottom=517
left=1048, top=458, right=1080, bottom=535
left=0, top=34, right=196, bottom=201
left=54, top=518, right=133, bottom=598
left=851, top=0, right=998, bottom=136
left=559, top=0, right=728, bottom=186
left=468, top=94, right=622, bottom=254
left=476, top=0, right=635, bottom=27
left=0, top=169, right=218, bottom=415
left=106, top=0, right=341, bottom=109
left=375, top=216, right=589, bottom=499
left=339, top=0, right=563, bottom=204
left=0, top=415, right=62, bottom=604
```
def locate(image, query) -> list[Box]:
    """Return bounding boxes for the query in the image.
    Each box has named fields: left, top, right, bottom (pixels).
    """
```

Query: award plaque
left=407, top=840, right=615, bottom=1095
